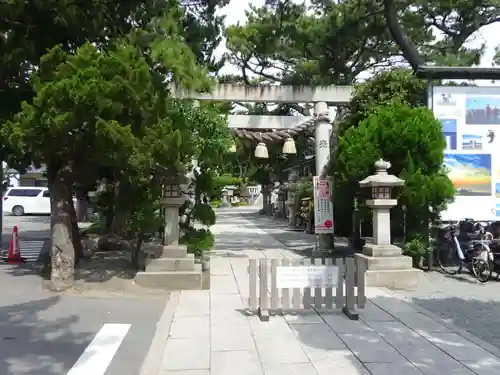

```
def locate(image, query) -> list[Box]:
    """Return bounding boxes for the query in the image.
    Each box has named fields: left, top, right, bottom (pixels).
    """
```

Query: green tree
left=225, top=0, right=500, bottom=89
left=330, top=102, right=454, bottom=237
left=2, top=7, right=230, bottom=289
left=340, top=69, right=427, bottom=130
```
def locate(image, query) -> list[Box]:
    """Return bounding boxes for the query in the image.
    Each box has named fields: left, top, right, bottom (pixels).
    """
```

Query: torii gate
left=170, top=83, right=353, bottom=255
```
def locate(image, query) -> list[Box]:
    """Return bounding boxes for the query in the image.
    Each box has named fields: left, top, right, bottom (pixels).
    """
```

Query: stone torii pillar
left=313, top=101, right=334, bottom=256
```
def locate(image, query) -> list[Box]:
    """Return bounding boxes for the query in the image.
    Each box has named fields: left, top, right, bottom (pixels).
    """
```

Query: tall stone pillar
left=314, top=101, right=333, bottom=256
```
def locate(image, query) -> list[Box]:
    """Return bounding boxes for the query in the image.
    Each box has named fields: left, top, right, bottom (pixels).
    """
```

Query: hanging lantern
left=282, top=137, right=297, bottom=154
left=254, top=142, right=269, bottom=158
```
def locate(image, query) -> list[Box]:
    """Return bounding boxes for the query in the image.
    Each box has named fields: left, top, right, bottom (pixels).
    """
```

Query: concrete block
left=162, top=244, right=188, bottom=258
left=146, top=255, right=195, bottom=271
left=161, top=338, right=209, bottom=370
left=364, top=268, right=423, bottom=290
left=169, top=316, right=210, bottom=339
left=362, top=244, right=403, bottom=257
left=210, top=350, right=263, bottom=375
left=338, top=331, right=406, bottom=363
left=211, top=323, right=255, bottom=351
left=135, top=265, right=202, bottom=290
left=359, top=253, right=413, bottom=270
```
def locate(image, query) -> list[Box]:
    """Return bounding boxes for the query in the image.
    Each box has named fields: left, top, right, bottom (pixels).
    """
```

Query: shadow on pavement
left=0, top=295, right=93, bottom=375
left=246, top=295, right=500, bottom=373
left=410, top=295, right=500, bottom=351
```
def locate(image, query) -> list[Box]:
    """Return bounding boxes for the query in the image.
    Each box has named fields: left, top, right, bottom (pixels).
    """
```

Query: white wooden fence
left=248, top=257, right=366, bottom=322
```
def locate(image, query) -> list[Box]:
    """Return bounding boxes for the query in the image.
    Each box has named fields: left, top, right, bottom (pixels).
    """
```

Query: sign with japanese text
left=313, top=176, right=334, bottom=233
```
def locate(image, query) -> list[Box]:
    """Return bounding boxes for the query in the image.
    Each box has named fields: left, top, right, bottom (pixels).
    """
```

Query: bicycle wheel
left=471, top=253, right=493, bottom=283
left=437, top=242, right=461, bottom=275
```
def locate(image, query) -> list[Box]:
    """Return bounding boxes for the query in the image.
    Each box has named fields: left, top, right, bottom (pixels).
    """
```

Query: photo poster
left=432, top=86, right=500, bottom=221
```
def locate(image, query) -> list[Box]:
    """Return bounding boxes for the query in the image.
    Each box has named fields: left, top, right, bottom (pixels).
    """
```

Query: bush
left=403, top=234, right=429, bottom=267
left=180, top=228, right=214, bottom=258
left=210, top=199, right=221, bottom=208
left=330, top=102, right=454, bottom=238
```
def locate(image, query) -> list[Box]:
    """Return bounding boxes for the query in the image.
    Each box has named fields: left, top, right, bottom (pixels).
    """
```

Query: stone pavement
left=154, top=208, right=500, bottom=375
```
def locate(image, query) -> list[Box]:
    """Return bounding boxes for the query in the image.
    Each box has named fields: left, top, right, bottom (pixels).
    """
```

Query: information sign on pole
left=313, top=176, right=334, bottom=233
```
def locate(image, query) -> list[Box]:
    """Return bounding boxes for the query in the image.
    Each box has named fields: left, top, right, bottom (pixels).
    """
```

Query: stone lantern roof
left=359, top=159, right=404, bottom=187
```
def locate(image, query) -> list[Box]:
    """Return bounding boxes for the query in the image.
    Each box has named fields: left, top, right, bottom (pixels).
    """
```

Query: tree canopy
left=225, top=0, right=500, bottom=88
left=1, top=1, right=232, bottom=290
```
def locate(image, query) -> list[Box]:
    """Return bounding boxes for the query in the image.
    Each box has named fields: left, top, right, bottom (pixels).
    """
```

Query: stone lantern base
left=135, top=244, right=202, bottom=290
left=355, top=244, right=423, bottom=290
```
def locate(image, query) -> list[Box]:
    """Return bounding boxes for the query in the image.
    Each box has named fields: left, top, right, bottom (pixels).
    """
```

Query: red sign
left=324, top=219, right=333, bottom=228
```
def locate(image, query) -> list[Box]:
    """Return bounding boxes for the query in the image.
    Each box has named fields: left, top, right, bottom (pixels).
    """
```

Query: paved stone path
left=241, top=210, right=500, bottom=353
left=157, top=208, right=500, bottom=375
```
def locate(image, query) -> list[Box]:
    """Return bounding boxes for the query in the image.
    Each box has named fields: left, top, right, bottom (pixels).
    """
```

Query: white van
left=3, top=187, right=51, bottom=216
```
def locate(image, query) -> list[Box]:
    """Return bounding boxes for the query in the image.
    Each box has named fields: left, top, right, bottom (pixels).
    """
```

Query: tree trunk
left=65, top=193, right=83, bottom=264
left=262, top=186, right=270, bottom=214
left=104, top=182, right=116, bottom=232
left=133, top=231, right=145, bottom=271
left=109, top=180, right=128, bottom=237
left=76, top=195, right=89, bottom=222
left=48, top=167, right=75, bottom=291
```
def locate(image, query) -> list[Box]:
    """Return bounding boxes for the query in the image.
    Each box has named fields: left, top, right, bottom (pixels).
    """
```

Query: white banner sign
left=432, top=86, right=500, bottom=220
left=313, top=176, right=334, bottom=233
left=276, top=265, right=339, bottom=288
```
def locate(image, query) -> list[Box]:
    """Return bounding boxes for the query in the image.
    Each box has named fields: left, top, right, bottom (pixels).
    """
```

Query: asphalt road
left=2, top=214, right=51, bottom=243
left=0, top=214, right=168, bottom=375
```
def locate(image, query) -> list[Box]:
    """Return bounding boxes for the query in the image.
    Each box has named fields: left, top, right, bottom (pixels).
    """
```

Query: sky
left=215, top=0, right=500, bottom=83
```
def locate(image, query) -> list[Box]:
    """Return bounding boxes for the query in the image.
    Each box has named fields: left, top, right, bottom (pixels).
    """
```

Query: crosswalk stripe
left=1, top=240, right=45, bottom=262
left=20, top=241, right=45, bottom=261
left=67, top=324, right=131, bottom=375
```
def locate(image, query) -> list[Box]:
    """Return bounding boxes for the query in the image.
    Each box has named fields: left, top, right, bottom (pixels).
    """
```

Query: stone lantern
left=220, top=188, right=231, bottom=208
left=161, top=175, right=187, bottom=246
left=355, top=159, right=422, bottom=289
left=359, top=159, right=403, bottom=246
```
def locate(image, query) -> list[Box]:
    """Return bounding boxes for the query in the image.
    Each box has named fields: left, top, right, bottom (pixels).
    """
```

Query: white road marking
left=66, top=323, right=131, bottom=375
left=20, top=241, right=45, bottom=261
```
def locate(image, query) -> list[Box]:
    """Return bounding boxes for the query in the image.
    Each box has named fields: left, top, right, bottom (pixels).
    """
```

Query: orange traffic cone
left=7, top=226, right=24, bottom=264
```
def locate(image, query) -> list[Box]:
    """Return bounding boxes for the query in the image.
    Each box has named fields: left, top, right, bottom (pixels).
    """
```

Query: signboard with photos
left=433, top=86, right=500, bottom=220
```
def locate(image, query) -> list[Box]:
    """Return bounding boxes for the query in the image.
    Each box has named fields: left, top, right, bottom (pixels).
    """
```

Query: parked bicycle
left=437, top=219, right=494, bottom=283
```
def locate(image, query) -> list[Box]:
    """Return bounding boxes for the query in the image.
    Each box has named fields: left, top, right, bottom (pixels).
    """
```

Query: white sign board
left=313, top=176, right=334, bottom=233
left=276, top=265, right=339, bottom=288
left=432, top=86, right=500, bottom=220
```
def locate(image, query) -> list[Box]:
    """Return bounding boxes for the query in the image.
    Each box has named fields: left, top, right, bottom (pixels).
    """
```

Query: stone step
left=161, top=244, right=188, bottom=258
left=364, top=255, right=413, bottom=270
left=364, top=268, right=423, bottom=290
left=146, top=254, right=196, bottom=272
left=135, top=265, right=202, bottom=290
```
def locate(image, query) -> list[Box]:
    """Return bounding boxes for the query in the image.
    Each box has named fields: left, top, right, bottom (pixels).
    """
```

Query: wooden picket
left=248, top=257, right=366, bottom=322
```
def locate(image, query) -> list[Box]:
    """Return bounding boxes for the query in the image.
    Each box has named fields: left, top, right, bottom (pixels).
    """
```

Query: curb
left=377, top=287, right=500, bottom=359
left=139, top=291, right=180, bottom=375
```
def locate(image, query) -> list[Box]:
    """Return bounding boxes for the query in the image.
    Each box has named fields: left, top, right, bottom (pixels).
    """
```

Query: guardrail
left=248, top=257, right=366, bottom=322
